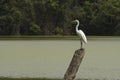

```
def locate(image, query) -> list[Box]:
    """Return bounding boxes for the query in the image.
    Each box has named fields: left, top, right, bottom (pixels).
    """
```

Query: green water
left=0, top=39, right=120, bottom=80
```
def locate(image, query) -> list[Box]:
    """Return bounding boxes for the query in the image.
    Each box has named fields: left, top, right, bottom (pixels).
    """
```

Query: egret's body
left=74, top=20, right=87, bottom=48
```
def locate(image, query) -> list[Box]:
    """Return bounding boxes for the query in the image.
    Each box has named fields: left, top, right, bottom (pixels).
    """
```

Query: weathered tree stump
left=64, top=48, right=85, bottom=80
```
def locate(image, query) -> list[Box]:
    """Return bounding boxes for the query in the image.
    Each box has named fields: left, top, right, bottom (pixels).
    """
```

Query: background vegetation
left=0, top=0, right=120, bottom=36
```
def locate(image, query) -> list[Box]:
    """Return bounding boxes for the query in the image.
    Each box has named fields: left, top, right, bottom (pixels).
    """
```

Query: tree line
left=0, top=0, right=120, bottom=36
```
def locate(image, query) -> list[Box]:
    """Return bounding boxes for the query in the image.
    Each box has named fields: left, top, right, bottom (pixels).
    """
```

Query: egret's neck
left=76, top=21, right=79, bottom=32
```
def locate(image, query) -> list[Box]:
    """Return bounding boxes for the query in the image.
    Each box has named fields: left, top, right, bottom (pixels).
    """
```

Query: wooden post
left=64, top=48, right=85, bottom=80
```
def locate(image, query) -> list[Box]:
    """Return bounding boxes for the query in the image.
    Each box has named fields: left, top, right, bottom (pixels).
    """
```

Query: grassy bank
left=0, top=36, right=120, bottom=40
left=0, top=77, right=114, bottom=80
left=0, top=77, right=96, bottom=80
left=0, top=78, right=62, bottom=80
left=0, top=36, right=78, bottom=40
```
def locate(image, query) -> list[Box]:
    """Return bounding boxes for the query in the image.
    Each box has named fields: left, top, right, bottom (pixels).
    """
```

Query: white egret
left=73, top=19, right=87, bottom=49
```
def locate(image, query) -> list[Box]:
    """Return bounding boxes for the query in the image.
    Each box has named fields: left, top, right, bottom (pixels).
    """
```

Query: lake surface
left=0, top=39, right=120, bottom=80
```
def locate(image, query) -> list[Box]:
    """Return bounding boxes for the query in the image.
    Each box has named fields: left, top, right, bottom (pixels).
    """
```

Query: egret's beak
left=71, top=20, right=76, bottom=24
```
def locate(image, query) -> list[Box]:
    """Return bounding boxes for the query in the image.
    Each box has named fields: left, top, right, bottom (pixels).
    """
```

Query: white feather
left=76, top=30, right=87, bottom=43
left=75, top=19, right=87, bottom=44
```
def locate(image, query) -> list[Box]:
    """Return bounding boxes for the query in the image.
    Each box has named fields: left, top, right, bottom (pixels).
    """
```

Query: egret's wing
left=77, top=30, right=87, bottom=43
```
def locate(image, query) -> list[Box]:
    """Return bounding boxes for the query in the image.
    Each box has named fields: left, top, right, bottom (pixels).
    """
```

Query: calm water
left=0, top=39, right=120, bottom=80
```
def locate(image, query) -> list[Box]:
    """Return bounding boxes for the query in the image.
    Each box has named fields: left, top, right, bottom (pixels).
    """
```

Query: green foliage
left=30, top=22, right=41, bottom=35
left=0, top=16, right=12, bottom=35
left=10, top=7, right=23, bottom=35
left=0, top=0, right=120, bottom=36
left=114, top=23, right=120, bottom=35
left=54, top=27, right=63, bottom=35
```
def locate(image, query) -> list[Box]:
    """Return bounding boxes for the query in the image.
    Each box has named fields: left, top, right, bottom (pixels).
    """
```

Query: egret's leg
left=80, top=39, right=81, bottom=48
left=81, top=41, right=82, bottom=49
left=80, top=39, right=82, bottom=49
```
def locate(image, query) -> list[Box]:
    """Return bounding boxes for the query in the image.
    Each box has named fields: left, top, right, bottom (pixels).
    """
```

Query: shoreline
left=0, top=36, right=120, bottom=40
left=0, top=77, right=119, bottom=80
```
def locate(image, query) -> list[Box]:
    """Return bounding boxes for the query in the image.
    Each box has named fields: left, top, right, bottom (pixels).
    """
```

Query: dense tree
left=0, top=0, right=120, bottom=36
left=0, top=0, right=23, bottom=35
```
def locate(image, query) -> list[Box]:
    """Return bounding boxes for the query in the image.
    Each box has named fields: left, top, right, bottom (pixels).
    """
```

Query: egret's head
left=72, top=19, right=79, bottom=24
